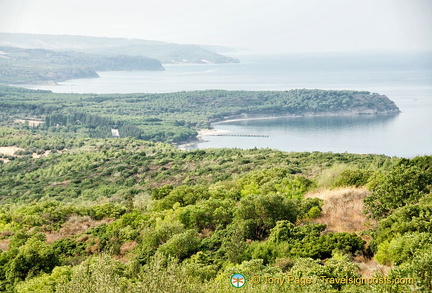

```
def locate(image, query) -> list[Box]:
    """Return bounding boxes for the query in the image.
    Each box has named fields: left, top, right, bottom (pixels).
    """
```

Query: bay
left=25, top=54, right=432, bottom=158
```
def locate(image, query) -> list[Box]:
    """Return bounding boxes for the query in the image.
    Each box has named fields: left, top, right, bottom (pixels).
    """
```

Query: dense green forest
left=0, top=86, right=400, bottom=143
left=0, top=47, right=164, bottom=84
left=0, top=127, right=431, bottom=292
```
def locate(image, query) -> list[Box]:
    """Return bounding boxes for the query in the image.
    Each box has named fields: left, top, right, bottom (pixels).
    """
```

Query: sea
left=25, top=54, right=432, bottom=158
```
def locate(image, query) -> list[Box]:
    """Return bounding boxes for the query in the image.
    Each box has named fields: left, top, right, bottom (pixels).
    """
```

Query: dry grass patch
left=305, top=188, right=386, bottom=277
left=0, top=146, right=53, bottom=162
left=43, top=216, right=114, bottom=244
left=354, top=255, right=390, bottom=278
left=120, top=241, right=138, bottom=255
left=14, top=119, right=45, bottom=127
left=305, top=187, right=376, bottom=233
left=59, top=215, right=98, bottom=236
left=0, top=239, right=9, bottom=251
left=0, top=146, right=24, bottom=156
left=46, top=232, right=63, bottom=244
left=59, top=215, right=113, bottom=237
left=43, top=215, right=103, bottom=244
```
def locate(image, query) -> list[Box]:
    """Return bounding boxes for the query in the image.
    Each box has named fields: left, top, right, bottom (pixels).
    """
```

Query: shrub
left=375, top=232, right=432, bottom=266
left=235, top=194, right=299, bottom=240
left=365, top=165, right=430, bottom=219
left=157, top=230, right=201, bottom=260
left=332, top=169, right=373, bottom=188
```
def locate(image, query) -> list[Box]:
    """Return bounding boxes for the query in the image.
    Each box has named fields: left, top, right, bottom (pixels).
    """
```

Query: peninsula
left=0, top=87, right=400, bottom=143
left=0, top=46, right=164, bottom=84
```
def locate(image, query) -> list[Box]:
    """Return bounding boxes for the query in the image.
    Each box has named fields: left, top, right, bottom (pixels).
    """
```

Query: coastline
left=212, top=111, right=401, bottom=124
left=175, top=128, right=232, bottom=150
left=175, top=110, right=401, bottom=151
left=197, top=128, right=232, bottom=136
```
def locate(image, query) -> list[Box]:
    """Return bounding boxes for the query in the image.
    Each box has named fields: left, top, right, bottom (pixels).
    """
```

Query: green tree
left=157, top=230, right=201, bottom=260
left=235, top=194, right=298, bottom=240
left=365, top=165, right=430, bottom=219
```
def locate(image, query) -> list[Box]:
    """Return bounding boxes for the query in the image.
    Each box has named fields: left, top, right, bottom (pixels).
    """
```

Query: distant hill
left=0, top=46, right=164, bottom=84
left=197, top=44, right=249, bottom=54
left=0, top=33, right=239, bottom=64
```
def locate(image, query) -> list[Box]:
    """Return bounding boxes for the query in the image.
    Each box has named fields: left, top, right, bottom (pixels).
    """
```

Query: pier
left=209, top=134, right=269, bottom=137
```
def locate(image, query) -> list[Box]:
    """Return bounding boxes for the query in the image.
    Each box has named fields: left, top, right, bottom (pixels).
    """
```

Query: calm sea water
left=26, top=55, right=432, bottom=157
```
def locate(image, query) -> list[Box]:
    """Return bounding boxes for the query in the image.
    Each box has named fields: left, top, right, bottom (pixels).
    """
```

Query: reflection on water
left=222, top=114, right=399, bottom=132
left=185, top=112, right=427, bottom=158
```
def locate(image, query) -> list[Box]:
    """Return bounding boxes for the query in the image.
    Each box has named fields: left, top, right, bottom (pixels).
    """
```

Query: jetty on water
left=210, top=134, right=269, bottom=138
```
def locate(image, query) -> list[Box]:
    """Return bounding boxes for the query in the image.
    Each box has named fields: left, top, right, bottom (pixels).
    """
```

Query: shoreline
left=212, top=111, right=401, bottom=124
left=175, top=111, right=401, bottom=151
left=175, top=128, right=233, bottom=150
left=197, top=128, right=232, bottom=136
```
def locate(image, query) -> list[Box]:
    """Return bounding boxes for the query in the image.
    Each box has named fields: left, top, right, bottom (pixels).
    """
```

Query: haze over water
left=27, top=54, right=432, bottom=158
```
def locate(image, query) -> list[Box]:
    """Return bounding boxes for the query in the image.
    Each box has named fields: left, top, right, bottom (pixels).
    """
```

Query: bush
left=289, top=232, right=365, bottom=259
left=365, top=165, right=430, bottom=219
left=332, top=169, right=373, bottom=188
left=15, top=266, right=72, bottom=293
left=375, top=232, right=432, bottom=266
left=0, top=232, right=60, bottom=290
left=157, top=230, right=201, bottom=260
left=370, top=201, right=432, bottom=252
left=235, top=194, right=299, bottom=240
left=389, top=249, right=432, bottom=292
left=153, top=185, right=211, bottom=211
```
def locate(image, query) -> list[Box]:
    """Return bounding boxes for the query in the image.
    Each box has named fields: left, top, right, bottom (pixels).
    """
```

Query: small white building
left=111, top=129, right=120, bottom=137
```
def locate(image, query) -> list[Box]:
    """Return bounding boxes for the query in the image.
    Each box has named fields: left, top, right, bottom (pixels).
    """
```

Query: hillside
left=0, top=87, right=400, bottom=143
left=0, top=128, right=430, bottom=292
left=0, top=33, right=239, bottom=64
left=0, top=46, right=164, bottom=84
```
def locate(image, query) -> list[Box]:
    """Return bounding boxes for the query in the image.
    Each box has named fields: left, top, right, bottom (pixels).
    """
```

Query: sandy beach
left=175, top=128, right=232, bottom=150
left=197, top=128, right=231, bottom=137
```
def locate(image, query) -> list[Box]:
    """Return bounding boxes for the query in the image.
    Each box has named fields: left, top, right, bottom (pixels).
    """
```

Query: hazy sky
left=0, top=0, right=431, bottom=53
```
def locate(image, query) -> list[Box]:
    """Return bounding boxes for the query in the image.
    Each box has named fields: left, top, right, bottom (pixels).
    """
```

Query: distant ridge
left=0, top=32, right=239, bottom=64
left=0, top=46, right=164, bottom=84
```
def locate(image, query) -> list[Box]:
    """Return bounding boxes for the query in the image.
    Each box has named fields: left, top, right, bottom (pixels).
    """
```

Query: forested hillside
left=0, top=128, right=430, bottom=292
left=0, top=86, right=400, bottom=143
left=0, top=47, right=164, bottom=84
left=1, top=87, right=424, bottom=292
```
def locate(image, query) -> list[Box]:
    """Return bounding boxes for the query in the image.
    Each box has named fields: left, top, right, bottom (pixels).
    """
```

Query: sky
left=0, top=0, right=431, bottom=53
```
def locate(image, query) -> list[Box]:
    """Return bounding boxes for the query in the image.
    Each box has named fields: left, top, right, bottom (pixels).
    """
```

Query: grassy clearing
left=305, top=187, right=374, bottom=234
left=305, top=187, right=391, bottom=278
left=0, top=146, right=24, bottom=156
